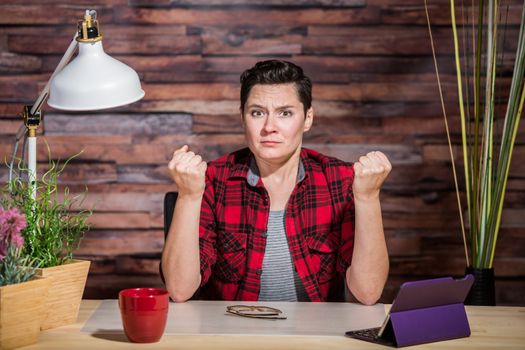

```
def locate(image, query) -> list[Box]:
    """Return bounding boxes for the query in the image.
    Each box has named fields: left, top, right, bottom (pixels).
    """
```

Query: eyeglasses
left=226, top=305, right=287, bottom=320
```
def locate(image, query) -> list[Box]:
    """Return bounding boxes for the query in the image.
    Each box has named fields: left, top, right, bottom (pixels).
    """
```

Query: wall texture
left=0, top=0, right=523, bottom=305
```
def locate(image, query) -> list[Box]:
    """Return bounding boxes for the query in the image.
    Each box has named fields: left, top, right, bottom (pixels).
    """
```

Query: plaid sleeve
left=199, top=165, right=218, bottom=287
left=337, top=164, right=355, bottom=272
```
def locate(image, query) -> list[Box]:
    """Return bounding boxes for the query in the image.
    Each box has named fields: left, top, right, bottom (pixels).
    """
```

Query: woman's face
left=242, top=83, right=313, bottom=164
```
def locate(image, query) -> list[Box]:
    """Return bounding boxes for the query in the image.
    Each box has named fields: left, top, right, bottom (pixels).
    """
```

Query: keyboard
left=348, top=327, right=381, bottom=340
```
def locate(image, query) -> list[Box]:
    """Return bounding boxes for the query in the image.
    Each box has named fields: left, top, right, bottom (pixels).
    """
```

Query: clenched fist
left=168, top=145, right=207, bottom=198
left=352, top=151, right=392, bottom=201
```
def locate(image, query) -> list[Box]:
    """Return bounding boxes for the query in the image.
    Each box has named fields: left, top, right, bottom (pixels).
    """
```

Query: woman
left=161, top=60, right=391, bottom=304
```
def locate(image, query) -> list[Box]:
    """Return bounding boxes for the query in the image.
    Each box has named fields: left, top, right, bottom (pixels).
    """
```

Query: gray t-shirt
left=258, top=210, right=309, bottom=302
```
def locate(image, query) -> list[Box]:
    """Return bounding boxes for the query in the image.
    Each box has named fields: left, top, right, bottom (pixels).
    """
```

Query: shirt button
left=256, top=269, right=262, bottom=275
left=262, top=232, right=268, bottom=238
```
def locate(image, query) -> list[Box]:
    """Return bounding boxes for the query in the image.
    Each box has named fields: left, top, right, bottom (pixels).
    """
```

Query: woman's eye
left=251, top=110, right=264, bottom=117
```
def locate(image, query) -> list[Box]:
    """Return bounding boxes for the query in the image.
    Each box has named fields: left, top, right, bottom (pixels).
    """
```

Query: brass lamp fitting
left=21, top=105, right=41, bottom=137
left=76, top=10, right=102, bottom=43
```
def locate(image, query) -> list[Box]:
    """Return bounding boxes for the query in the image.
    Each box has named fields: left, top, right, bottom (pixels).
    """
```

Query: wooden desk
left=24, top=300, right=525, bottom=349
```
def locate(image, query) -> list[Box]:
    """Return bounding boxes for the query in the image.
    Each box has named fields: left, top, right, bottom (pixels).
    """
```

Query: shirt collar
left=247, top=156, right=306, bottom=187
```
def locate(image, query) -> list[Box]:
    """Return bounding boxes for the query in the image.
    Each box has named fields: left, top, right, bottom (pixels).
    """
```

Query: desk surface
left=24, top=300, right=525, bottom=349
left=81, top=300, right=387, bottom=336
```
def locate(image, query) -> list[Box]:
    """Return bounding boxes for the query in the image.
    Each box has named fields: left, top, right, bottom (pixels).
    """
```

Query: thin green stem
left=487, top=0, right=525, bottom=266
left=451, top=0, right=472, bottom=264
left=426, top=0, right=469, bottom=266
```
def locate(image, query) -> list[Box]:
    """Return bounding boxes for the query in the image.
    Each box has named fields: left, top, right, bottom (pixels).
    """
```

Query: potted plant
left=0, top=206, right=50, bottom=349
left=3, top=154, right=92, bottom=329
left=425, top=1, right=525, bottom=304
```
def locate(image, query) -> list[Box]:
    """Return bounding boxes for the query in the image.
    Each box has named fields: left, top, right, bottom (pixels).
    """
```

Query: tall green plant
left=426, top=0, right=525, bottom=268
left=2, top=152, right=92, bottom=268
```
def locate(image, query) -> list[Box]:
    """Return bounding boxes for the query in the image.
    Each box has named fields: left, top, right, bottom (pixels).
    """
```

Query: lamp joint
left=21, top=105, right=42, bottom=137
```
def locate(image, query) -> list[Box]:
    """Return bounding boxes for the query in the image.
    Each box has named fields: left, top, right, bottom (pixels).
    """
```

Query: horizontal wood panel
left=128, top=0, right=366, bottom=7
left=88, top=212, right=161, bottom=229
left=0, top=51, right=41, bottom=72
left=44, top=113, right=192, bottom=135
left=0, top=5, right=113, bottom=25
left=63, top=183, right=177, bottom=194
left=117, top=82, right=463, bottom=102
left=0, top=79, right=38, bottom=99
left=82, top=274, right=164, bottom=299
left=2, top=0, right=127, bottom=5
left=126, top=99, right=240, bottom=115
left=0, top=163, right=118, bottom=184
left=114, top=7, right=381, bottom=26
left=390, top=256, right=525, bottom=277
left=66, top=192, right=163, bottom=212
left=381, top=3, right=524, bottom=26
left=304, top=143, right=422, bottom=165
left=0, top=119, right=21, bottom=134
left=143, top=83, right=239, bottom=100
left=116, top=254, right=162, bottom=275
left=8, top=34, right=202, bottom=55
left=77, top=231, right=164, bottom=256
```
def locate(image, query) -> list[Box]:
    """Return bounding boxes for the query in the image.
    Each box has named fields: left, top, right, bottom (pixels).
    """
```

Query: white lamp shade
left=47, top=41, right=145, bottom=111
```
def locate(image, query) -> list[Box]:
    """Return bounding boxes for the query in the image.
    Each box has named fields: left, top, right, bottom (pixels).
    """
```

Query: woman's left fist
left=352, top=151, right=392, bottom=201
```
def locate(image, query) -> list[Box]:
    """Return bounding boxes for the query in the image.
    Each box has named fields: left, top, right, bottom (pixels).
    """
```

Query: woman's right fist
left=168, top=145, right=207, bottom=198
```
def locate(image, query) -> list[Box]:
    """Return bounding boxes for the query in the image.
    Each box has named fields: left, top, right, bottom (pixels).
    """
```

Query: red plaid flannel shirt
left=197, top=147, right=355, bottom=301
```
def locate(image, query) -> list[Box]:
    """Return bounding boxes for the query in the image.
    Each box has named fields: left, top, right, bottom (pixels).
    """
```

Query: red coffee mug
left=118, top=288, right=169, bottom=343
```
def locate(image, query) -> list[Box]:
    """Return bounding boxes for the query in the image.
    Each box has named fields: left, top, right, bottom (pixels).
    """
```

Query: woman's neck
left=255, top=147, right=301, bottom=185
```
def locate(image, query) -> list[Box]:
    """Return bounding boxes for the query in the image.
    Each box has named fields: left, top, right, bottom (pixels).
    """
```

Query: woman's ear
left=304, top=107, right=314, bottom=132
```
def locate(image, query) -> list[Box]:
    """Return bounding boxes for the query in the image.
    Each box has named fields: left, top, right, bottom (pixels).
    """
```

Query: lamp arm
left=30, top=32, right=79, bottom=115
left=9, top=32, right=79, bottom=197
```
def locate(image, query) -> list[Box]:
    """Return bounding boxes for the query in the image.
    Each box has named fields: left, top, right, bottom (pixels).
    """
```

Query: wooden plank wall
left=0, top=0, right=523, bottom=305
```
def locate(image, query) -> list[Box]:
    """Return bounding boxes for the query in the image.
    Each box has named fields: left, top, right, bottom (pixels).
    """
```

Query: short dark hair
left=240, top=60, right=312, bottom=115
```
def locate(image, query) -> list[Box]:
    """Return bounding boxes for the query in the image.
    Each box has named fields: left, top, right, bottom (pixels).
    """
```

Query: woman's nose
left=262, top=115, right=277, bottom=132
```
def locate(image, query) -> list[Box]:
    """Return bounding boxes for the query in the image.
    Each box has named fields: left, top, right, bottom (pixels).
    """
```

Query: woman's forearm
left=346, top=195, right=389, bottom=305
left=161, top=194, right=203, bottom=302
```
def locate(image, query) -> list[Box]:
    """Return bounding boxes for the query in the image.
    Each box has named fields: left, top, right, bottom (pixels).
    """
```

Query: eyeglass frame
left=226, top=305, right=287, bottom=320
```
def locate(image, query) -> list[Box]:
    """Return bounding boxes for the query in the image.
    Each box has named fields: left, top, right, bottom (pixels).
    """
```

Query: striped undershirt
left=258, top=209, right=309, bottom=302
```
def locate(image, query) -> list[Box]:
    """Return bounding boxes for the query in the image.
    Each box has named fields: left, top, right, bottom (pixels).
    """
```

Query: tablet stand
left=385, top=301, right=470, bottom=347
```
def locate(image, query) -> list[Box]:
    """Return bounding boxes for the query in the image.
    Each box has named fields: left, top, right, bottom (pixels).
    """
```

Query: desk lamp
left=9, top=9, right=145, bottom=198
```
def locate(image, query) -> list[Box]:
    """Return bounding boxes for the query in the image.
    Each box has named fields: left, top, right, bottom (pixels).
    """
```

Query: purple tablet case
left=349, top=275, right=474, bottom=347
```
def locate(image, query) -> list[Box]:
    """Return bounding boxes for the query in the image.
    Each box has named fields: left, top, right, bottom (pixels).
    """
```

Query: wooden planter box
left=35, top=259, right=90, bottom=330
left=0, top=277, right=50, bottom=349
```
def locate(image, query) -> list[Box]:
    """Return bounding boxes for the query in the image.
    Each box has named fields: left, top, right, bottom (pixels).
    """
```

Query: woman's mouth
left=261, top=141, right=280, bottom=146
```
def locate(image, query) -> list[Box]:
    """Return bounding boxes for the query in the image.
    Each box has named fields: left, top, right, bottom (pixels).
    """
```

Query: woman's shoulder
left=301, top=147, right=354, bottom=176
left=206, top=148, right=251, bottom=177
left=207, top=148, right=250, bottom=166
left=301, top=148, right=354, bottom=205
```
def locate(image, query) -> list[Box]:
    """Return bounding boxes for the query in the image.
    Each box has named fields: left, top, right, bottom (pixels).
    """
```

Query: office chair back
left=164, top=192, right=178, bottom=239
left=160, top=191, right=178, bottom=283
